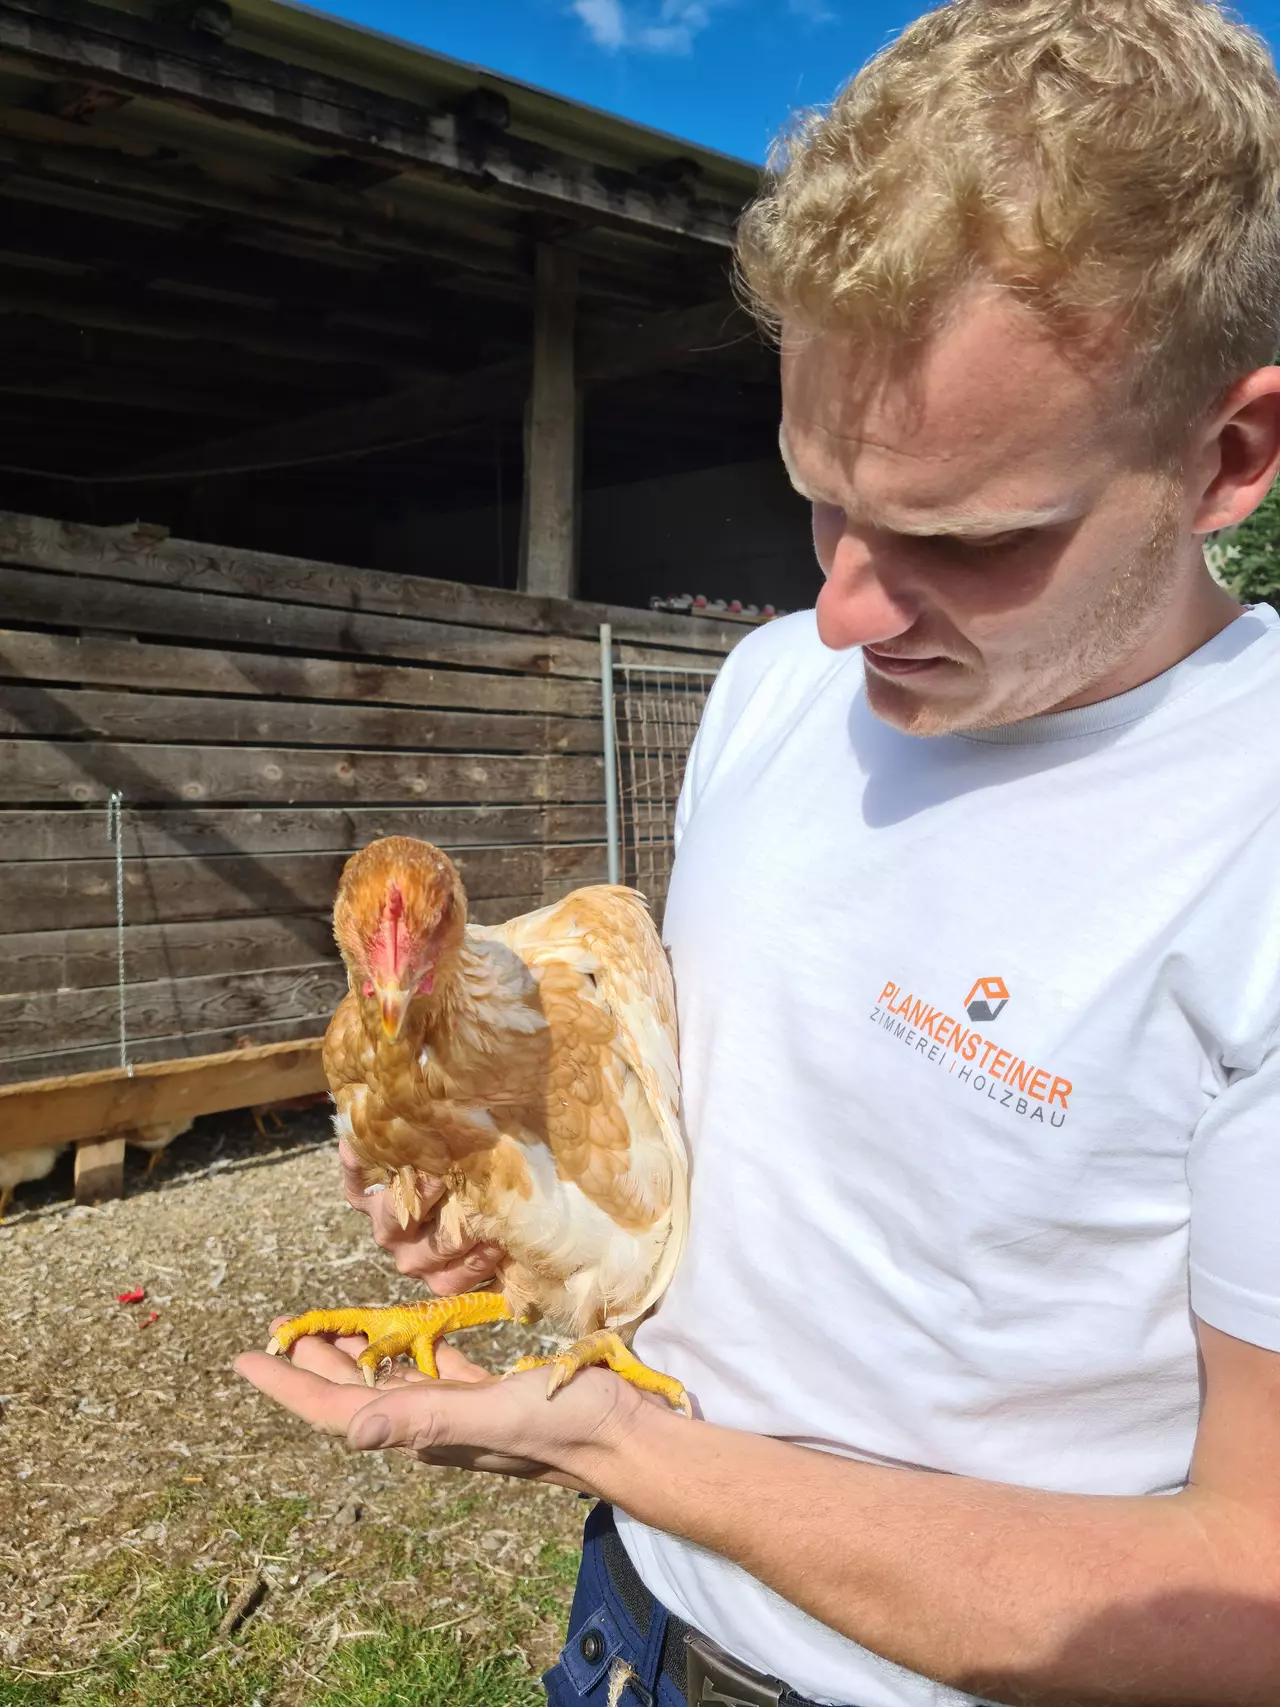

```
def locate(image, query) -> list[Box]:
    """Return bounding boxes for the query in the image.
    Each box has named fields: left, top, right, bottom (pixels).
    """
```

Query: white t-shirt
left=618, top=605, right=1280, bottom=1707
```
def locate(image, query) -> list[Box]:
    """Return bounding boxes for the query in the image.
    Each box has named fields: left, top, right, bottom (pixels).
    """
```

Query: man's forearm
left=577, top=1408, right=1280, bottom=1707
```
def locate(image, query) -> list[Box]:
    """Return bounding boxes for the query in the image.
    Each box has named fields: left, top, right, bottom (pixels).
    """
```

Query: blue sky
left=308, top=0, right=1280, bottom=164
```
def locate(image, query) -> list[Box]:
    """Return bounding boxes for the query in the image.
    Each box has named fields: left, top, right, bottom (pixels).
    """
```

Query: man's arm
left=238, top=1317, right=1280, bottom=1707
left=593, top=1318, right=1280, bottom=1707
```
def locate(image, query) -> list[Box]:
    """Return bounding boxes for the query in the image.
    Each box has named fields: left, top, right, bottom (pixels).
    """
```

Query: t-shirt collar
left=958, top=604, right=1279, bottom=746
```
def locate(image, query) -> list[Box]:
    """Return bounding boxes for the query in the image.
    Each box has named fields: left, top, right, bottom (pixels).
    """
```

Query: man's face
left=780, top=289, right=1194, bottom=734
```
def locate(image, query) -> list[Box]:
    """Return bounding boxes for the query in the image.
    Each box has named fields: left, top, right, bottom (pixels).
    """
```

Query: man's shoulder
left=717, top=609, right=835, bottom=693
left=686, top=610, right=853, bottom=781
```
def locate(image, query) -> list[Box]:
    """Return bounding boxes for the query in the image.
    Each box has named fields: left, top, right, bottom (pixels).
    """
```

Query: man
left=237, top=1, right=1280, bottom=1702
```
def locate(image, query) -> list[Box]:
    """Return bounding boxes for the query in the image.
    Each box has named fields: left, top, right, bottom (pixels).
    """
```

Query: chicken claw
left=267, top=1292, right=514, bottom=1385
left=252, top=1106, right=285, bottom=1139
left=508, top=1329, right=692, bottom=1417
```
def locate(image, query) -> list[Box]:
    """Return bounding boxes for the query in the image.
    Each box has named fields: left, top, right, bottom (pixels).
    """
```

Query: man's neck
left=1048, top=563, right=1243, bottom=716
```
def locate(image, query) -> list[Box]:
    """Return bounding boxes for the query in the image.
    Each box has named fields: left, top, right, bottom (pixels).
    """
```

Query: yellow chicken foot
left=508, top=1330, right=692, bottom=1418
left=266, top=1291, right=515, bottom=1386
left=252, top=1106, right=285, bottom=1139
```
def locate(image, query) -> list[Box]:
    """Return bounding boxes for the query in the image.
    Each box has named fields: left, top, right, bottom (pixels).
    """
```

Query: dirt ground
left=0, top=1112, right=585, bottom=1705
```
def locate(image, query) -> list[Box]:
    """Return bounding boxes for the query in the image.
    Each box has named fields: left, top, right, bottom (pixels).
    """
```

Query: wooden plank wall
left=0, top=510, right=739, bottom=1087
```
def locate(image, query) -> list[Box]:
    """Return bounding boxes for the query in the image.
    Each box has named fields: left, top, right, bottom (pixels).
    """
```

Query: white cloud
left=570, top=0, right=718, bottom=55
left=571, top=0, right=628, bottom=51
left=788, top=0, right=836, bottom=22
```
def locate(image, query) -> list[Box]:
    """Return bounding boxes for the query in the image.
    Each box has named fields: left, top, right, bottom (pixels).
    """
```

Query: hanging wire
left=106, top=791, right=133, bottom=1078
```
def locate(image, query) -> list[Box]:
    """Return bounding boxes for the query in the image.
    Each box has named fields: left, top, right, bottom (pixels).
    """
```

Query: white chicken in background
left=0, top=1145, right=66, bottom=1217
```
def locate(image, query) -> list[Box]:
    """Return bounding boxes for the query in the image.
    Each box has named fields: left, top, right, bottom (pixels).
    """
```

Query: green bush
left=1212, top=475, right=1280, bottom=613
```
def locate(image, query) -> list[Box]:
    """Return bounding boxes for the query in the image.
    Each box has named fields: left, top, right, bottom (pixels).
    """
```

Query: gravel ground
left=0, top=1112, right=584, bottom=1700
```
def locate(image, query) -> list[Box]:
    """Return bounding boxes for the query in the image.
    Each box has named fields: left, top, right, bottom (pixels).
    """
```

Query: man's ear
left=1190, top=365, right=1280, bottom=536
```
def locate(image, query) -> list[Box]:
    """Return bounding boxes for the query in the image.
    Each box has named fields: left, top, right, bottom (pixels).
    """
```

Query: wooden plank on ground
left=0, top=961, right=348, bottom=1062
left=0, top=742, right=602, bottom=806
left=0, top=565, right=602, bottom=678
left=0, top=804, right=547, bottom=861
left=0, top=1035, right=328, bottom=1153
left=74, top=1135, right=125, bottom=1203
left=0, top=509, right=747, bottom=658
left=0, top=630, right=601, bottom=717
left=0, top=913, right=335, bottom=995
left=0, top=844, right=546, bottom=931
left=0, top=685, right=599, bottom=753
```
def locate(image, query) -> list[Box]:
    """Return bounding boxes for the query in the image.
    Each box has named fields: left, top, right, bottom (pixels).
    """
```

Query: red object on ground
left=139, top=1311, right=160, bottom=1329
left=116, top=1288, right=146, bottom=1305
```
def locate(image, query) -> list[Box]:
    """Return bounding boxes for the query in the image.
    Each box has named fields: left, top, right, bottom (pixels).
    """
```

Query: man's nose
left=815, top=530, right=917, bottom=652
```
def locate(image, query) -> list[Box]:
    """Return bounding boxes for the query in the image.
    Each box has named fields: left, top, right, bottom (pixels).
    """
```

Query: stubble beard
left=869, top=499, right=1184, bottom=738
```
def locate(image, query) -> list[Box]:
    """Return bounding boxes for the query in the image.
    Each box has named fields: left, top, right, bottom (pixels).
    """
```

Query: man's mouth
left=862, top=645, right=947, bottom=678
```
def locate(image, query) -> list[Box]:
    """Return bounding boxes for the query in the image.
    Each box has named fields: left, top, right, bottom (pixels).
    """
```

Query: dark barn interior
left=0, top=0, right=820, bottom=612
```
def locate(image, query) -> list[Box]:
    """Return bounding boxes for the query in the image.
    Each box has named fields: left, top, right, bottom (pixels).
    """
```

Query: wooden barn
left=0, top=0, right=818, bottom=1199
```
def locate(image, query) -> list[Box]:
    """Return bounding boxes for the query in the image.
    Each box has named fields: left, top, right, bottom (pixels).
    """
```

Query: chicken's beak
left=376, top=985, right=411, bottom=1042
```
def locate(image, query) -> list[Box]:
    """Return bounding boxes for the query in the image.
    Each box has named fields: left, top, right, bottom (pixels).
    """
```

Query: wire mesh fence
left=608, top=658, right=721, bottom=917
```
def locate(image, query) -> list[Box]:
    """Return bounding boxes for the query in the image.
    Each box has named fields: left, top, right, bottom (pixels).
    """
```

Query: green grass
left=0, top=1612, right=545, bottom=1707
left=315, top=1623, right=545, bottom=1707
left=0, top=1575, right=552, bottom=1707
left=0, top=1488, right=578, bottom=1707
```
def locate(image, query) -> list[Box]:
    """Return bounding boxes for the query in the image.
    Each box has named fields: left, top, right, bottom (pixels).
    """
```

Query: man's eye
left=917, top=530, right=1031, bottom=558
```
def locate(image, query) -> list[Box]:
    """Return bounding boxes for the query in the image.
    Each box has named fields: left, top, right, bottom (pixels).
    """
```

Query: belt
left=598, top=1510, right=838, bottom=1707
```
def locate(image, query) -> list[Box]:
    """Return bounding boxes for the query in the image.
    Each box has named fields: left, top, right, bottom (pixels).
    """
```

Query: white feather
left=0, top=1144, right=65, bottom=1209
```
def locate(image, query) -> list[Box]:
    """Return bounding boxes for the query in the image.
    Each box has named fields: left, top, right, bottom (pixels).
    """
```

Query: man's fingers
left=344, top=1380, right=479, bottom=1452
left=461, top=1243, right=506, bottom=1278
left=284, top=1335, right=368, bottom=1384
left=234, top=1351, right=378, bottom=1437
left=339, top=1379, right=575, bottom=1481
left=338, top=1137, right=446, bottom=1222
left=416, top=1245, right=505, bottom=1294
left=434, top=1341, right=499, bottom=1384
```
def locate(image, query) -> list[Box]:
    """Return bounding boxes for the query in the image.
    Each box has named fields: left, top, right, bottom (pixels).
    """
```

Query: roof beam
left=0, top=110, right=533, bottom=289
left=0, top=192, right=530, bottom=360
left=0, top=106, right=721, bottom=311
left=0, top=0, right=742, bottom=246
left=126, top=298, right=768, bottom=481
left=0, top=262, right=445, bottom=374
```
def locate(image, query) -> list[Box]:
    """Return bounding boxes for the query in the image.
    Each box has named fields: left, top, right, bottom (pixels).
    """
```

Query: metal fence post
left=600, top=622, right=621, bottom=885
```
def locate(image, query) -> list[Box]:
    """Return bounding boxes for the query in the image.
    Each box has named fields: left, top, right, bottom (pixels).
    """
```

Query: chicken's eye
left=362, top=978, right=375, bottom=997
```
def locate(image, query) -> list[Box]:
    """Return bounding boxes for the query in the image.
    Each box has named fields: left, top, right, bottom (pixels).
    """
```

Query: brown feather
left=324, top=842, right=687, bottom=1338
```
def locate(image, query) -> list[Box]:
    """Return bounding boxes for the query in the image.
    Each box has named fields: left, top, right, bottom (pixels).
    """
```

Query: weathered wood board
left=0, top=507, right=735, bottom=1127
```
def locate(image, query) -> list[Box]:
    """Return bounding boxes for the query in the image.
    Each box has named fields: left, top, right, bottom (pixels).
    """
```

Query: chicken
left=252, top=1093, right=330, bottom=1140
left=266, top=837, right=691, bottom=1414
left=125, top=1119, right=194, bottom=1174
left=0, top=1144, right=65, bottom=1218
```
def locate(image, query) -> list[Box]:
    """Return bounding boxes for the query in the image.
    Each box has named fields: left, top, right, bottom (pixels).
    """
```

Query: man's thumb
left=348, top=1386, right=450, bottom=1453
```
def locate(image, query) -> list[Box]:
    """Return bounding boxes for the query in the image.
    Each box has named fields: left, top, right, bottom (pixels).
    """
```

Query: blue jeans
left=543, top=1501, right=683, bottom=1706
left=542, top=1503, right=858, bottom=1706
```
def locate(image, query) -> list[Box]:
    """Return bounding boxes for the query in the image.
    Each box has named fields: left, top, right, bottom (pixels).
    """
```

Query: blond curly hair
left=737, top=0, right=1280, bottom=440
